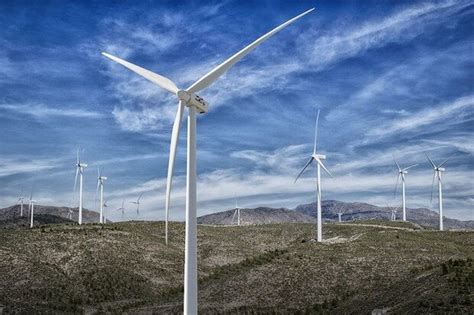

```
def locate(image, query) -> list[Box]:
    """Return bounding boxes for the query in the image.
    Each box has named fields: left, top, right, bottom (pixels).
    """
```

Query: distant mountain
left=0, top=204, right=106, bottom=225
left=295, top=200, right=474, bottom=230
left=198, top=207, right=315, bottom=225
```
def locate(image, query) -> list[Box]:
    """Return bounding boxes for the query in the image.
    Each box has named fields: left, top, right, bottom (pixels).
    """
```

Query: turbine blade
left=231, top=209, right=237, bottom=223
left=294, top=157, right=314, bottom=183
left=101, top=52, right=179, bottom=94
left=426, top=154, right=437, bottom=169
left=314, top=156, right=333, bottom=177
left=438, top=153, right=456, bottom=168
left=165, top=101, right=185, bottom=224
left=77, top=148, right=80, bottom=164
left=138, top=193, right=143, bottom=202
left=430, top=171, right=436, bottom=203
left=73, top=167, right=79, bottom=192
left=402, top=164, right=418, bottom=171
left=187, top=8, right=315, bottom=93
left=393, top=156, right=401, bottom=171
left=393, top=174, right=400, bottom=198
left=313, top=109, right=320, bottom=154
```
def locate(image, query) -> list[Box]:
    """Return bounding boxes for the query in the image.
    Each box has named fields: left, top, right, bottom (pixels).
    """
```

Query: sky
left=0, top=0, right=473, bottom=221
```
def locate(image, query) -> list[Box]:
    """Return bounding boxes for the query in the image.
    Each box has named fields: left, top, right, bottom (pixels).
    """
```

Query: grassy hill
left=0, top=221, right=472, bottom=313
left=197, top=207, right=315, bottom=225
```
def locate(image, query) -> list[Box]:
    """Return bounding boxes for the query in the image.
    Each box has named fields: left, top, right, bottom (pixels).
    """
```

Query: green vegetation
left=0, top=221, right=472, bottom=313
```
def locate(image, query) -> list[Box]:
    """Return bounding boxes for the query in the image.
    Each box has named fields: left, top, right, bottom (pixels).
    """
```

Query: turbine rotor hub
left=177, top=90, right=209, bottom=114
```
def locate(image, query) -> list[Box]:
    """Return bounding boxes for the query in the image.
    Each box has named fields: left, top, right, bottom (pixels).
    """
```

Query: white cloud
left=0, top=157, right=60, bottom=177
left=0, top=104, right=103, bottom=119
left=367, top=95, right=474, bottom=138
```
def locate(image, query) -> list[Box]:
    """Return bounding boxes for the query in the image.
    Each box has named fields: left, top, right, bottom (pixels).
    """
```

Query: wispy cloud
left=367, top=95, right=474, bottom=138
left=0, top=157, right=60, bottom=177
left=303, top=0, right=468, bottom=69
left=0, top=104, right=103, bottom=119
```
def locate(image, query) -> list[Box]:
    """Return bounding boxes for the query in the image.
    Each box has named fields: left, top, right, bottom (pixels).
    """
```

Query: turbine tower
left=393, top=158, right=417, bottom=221
left=28, top=191, right=36, bottom=229
left=96, top=168, right=108, bottom=224
left=295, top=109, right=332, bottom=242
left=74, top=150, right=87, bottom=225
left=130, top=193, right=143, bottom=216
left=427, top=154, right=455, bottom=231
left=17, top=189, right=24, bottom=217
left=102, top=8, right=314, bottom=314
left=103, top=199, right=108, bottom=223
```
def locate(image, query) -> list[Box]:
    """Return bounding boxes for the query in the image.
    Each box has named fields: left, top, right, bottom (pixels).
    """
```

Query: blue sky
left=0, top=0, right=473, bottom=221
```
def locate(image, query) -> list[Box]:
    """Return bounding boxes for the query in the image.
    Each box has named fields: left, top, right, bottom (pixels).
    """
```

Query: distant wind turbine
left=393, top=157, right=417, bottom=221
left=67, top=207, right=74, bottom=220
left=427, top=153, right=455, bottom=231
left=103, top=199, right=108, bottom=223
left=73, top=149, right=87, bottom=225
left=117, top=199, right=125, bottom=219
left=96, top=168, right=108, bottom=224
left=130, top=193, right=143, bottom=216
left=335, top=204, right=345, bottom=223
left=295, top=109, right=332, bottom=242
left=231, top=199, right=241, bottom=226
left=17, top=188, right=25, bottom=217
left=102, top=8, right=314, bottom=313
left=28, top=190, right=36, bottom=228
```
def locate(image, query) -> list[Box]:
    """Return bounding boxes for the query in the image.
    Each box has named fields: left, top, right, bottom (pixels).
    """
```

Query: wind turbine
left=28, top=190, right=36, bottom=229
left=103, top=199, right=108, bottom=223
left=295, top=109, right=332, bottom=242
left=231, top=199, right=241, bottom=226
left=130, top=193, right=143, bottom=216
left=117, top=199, right=125, bottom=219
left=335, top=204, right=345, bottom=223
left=74, top=149, right=87, bottom=225
left=17, top=189, right=25, bottom=217
left=96, top=168, right=108, bottom=224
left=67, top=207, right=74, bottom=220
left=393, top=158, right=417, bottom=222
left=427, top=154, right=455, bottom=231
left=102, top=8, right=314, bottom=314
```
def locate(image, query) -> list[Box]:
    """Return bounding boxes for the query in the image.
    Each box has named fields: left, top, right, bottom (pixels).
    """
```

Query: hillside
left=0, top=221, right=472, bottom=313
left=295, top=200, right=474, bottom=230
left=0, top=204, right=105, bottom=225
left=197, top=207, right=315, bottom=225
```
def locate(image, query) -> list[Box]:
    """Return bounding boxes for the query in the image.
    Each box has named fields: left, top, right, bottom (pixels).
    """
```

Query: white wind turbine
left=393, top=157, right=417, bottom=222
left=17, top=189, right=25, bottom=217
left=74, top=149, right=87, bottom=225
left=67, top=207, right=74, bottom=220
left=96, top=168, right=108, bottom=224
left=102, top=8, right=314, bottom=314
left=231, top=199, right=241, bottom=226
left=28, top=190, right=36, bottom=229
left=295, top=109, right=332, bottom=242
left=427, top=154, right=455, bottom=231
left=130, top=193, right=143, bottom=216
left=335, top=204, right=345, bottom=223
left=103, top=199, right=108, bottom=223
left=117, top=199, right=125, bottom=219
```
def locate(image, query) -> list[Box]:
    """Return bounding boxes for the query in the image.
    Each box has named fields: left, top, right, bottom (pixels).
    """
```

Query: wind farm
left=0, top=1, right=473, bottom=314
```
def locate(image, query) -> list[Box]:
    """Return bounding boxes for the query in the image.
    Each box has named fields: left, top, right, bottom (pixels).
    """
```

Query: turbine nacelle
left=436, top=167, right=445, bottom=172
left=177, top=90, right=209, bottom=114
left=312, top=153, right=326, bottom=160
left=78, top=163, right=88, bottom=168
